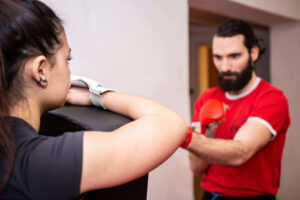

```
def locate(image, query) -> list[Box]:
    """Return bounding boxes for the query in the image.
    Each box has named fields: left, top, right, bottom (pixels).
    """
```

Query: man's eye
left=214, top=55, right=222, bottom=60
left=230, top=54, right=240, bottom=59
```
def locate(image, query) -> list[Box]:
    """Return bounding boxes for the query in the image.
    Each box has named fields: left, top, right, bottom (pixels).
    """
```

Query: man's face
left=212, top=34, right=253, bottom=92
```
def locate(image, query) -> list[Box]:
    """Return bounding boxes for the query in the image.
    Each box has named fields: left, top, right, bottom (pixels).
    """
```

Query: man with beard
left=184, top=20, right=290, bottom=200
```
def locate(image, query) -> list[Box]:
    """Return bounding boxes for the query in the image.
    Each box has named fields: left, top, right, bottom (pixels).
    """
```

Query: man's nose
left=220, top=58, right=231, bottom=71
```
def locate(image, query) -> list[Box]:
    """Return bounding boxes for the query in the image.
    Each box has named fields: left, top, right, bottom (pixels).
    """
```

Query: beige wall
left=270, top=22, right=300, bottom=200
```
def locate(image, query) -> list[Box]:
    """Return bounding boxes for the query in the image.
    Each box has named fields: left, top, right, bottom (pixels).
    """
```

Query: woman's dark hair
left=0, top=0, right=63, bottom=189
left=216, top=19, right=266, bottom=61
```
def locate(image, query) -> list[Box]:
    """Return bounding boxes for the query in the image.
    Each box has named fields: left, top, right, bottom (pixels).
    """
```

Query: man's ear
left=250, top=46, right=259, bottom=63
left=28, top=55, right=48, bottom=87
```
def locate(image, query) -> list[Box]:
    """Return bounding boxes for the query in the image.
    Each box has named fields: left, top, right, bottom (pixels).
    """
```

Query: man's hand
left=204, top=123, right=220, bottom=138
left=65, top=87, right=92, bottom=106
left=199, top=98, right=228, bottom=135
left=192, top=123, right=219, bottom=138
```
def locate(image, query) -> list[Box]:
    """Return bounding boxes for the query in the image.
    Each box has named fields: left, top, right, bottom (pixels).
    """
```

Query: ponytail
left=0, top=0, right=63, bottom=189
left=0, top=48, right=15, bottom=190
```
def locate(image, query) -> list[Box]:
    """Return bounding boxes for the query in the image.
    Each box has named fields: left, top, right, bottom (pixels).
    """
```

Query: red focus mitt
left=199, top=98, right=227, bottom=134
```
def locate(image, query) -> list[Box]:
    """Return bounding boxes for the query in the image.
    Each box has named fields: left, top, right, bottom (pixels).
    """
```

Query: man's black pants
left=202, top=191, right=275, bottom=200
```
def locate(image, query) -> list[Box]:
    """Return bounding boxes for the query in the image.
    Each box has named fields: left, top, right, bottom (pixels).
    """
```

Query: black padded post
left=40, top=105, right=148, bottom=200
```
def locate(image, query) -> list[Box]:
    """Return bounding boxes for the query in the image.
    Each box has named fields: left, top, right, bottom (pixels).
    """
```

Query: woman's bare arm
left=66, top=88, right=187, bottom=193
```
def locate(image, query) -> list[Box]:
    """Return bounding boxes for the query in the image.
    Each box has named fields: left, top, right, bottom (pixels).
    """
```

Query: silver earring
left=39, top=76, right=48, bottom=83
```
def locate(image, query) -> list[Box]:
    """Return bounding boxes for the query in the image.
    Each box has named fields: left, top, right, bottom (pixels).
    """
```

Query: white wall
left=42, top=0, right=193, bottom=199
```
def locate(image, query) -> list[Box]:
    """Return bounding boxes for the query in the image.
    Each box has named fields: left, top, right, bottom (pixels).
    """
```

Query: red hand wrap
left=181, top=126, right=192, bottom=149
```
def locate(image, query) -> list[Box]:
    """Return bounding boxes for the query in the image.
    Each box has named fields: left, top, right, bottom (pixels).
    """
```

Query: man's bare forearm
left=187, top=133, right=246, bottom=167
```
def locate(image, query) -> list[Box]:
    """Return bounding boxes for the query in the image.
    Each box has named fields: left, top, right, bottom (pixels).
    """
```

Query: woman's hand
left=65, top=87, right=92, bottom=106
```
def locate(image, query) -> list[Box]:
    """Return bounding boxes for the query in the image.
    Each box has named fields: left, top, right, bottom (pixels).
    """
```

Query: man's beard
left=217, top=58, right=253, bottom=92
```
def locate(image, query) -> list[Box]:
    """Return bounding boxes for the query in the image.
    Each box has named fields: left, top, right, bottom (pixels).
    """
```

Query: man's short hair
left=216, top=19, right=265, bottom=60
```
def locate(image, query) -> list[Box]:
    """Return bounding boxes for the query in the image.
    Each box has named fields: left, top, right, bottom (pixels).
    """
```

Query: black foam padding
left=40, top=105, right=148, bottom=200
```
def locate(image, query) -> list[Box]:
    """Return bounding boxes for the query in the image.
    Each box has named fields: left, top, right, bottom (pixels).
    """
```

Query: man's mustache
left=219, top=71, right=239, bottom=76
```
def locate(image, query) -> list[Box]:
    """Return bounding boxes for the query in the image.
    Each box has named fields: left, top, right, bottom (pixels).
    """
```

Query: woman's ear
left=26, top=55, right=48, bottom=87
left=250, top=46, right=259, bottom=64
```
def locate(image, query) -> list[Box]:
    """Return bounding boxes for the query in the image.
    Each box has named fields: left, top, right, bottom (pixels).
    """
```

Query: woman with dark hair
left=0, top=0, right=187, bottom=199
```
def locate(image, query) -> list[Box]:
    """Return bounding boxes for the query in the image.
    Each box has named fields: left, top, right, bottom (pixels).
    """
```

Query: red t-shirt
left=192, top=78, right=290, bottom=197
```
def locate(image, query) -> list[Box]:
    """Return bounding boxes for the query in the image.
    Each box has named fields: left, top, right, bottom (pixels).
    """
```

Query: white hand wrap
left=70, top=75, right=116, bottom=109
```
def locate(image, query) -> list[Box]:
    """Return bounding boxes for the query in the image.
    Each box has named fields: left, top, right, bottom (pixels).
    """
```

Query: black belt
left=203, top=191, right=276, bottom=200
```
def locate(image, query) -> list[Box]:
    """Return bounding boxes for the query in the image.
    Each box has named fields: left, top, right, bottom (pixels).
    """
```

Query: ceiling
left=189, top=0, right=297, bottom=27
left=189, top=7, right=230, bottom=27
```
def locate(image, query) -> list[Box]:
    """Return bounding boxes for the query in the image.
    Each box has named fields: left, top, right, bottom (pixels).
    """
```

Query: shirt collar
left=225, top=77, right=261, bottom=100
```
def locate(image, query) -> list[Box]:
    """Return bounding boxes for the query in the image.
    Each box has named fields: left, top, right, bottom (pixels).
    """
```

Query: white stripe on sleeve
left=248, top=117, right=277, bottom=140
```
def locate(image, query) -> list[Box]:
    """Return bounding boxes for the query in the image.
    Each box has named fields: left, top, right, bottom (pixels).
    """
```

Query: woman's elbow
left=169, top=114, right=188, bottom=139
